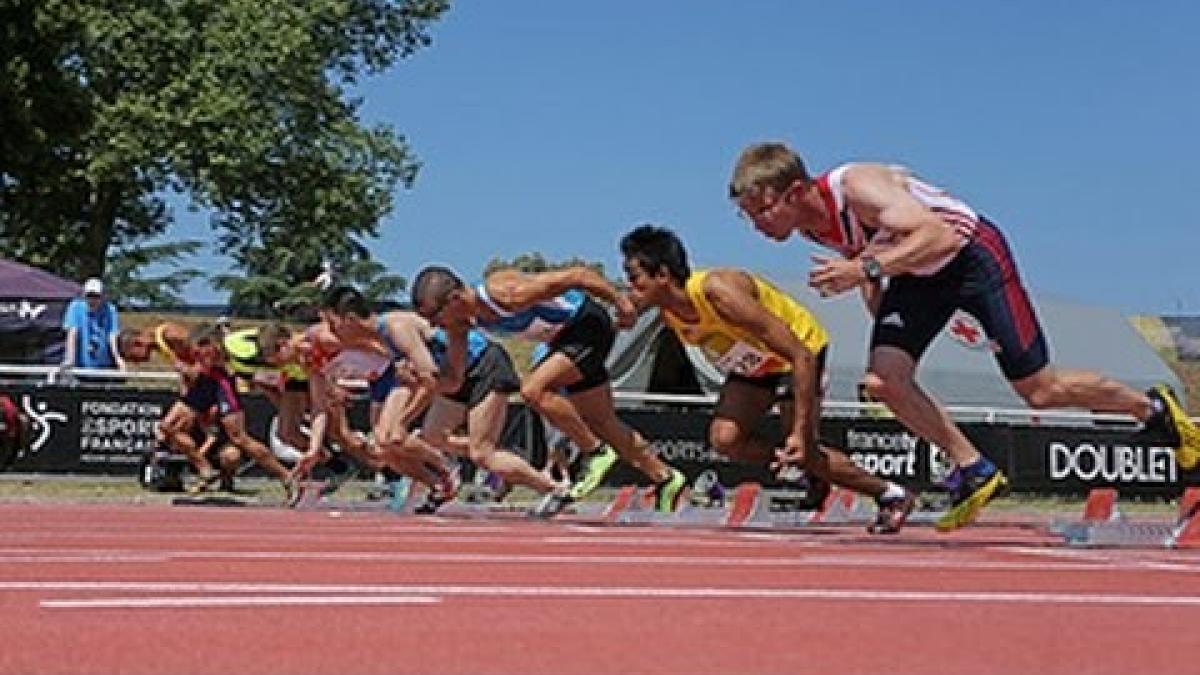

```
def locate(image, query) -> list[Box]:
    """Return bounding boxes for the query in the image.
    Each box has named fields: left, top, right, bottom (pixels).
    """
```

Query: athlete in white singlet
left=729, top=141, right=1199, bottom=530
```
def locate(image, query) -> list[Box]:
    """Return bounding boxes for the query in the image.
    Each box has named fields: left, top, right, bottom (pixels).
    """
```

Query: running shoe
left=414, top=465, right=461, bottom=515
left=413, top=487, right=449, bottom=515
left=1147, top=385, right=1200, bottom=470
left=567, top=444, right=619, bottom=500
left=186, top=469, right=221, bottom=495
left=868, top=489, right=918, bottom=534
left=320, top=455, right=360, bottom=496
left=282, top=476, right=301, bottom=507
left=652, top=468, right=687, bottom=512
left=528, top=486, right=575, bottom=519
left=935, top=465, right=1008, bottom=532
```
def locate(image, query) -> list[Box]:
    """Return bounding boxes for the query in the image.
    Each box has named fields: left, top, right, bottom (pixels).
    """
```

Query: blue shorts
left=368, top=364, right=397, bottom=404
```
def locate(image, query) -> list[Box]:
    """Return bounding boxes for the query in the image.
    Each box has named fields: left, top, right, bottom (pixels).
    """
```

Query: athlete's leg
left=374, top=384, right=451, bottom=487
left=519, top=353, right=602, bottom=451
left=1012, top=366, right=1154, bottom=416
left=158, top=400, right=193, bottom=439
left=863, top=345, right=981, bottom=467
left=570, top=383, right=672, bottom=482
left=274, top=390, right=310, bottom=453
left=219, top=411, right=290, bottom=481
left=708, top=377, right=781, bottom=465
left=463, top=392, right=556, bottom=493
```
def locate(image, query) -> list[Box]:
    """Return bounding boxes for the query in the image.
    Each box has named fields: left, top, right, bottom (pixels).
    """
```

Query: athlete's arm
left=109, top=331, right=127, bottom=370
left=843, top=164, right=966, bottom=275
left=859, top=281, right=883, bottom=317
left=435, top=322, right=470, bottom=395
left=702, top=270, right=817, bottom=450
left=486, top=266, right=637, bottom=326
left=61, top=327, right=78, bottom=368
left=382, top=314, right=439, bottom=425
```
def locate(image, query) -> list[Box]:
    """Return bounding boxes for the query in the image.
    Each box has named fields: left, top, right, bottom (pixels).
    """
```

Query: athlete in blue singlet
left=324, top=286, right=564, bottom=512
left=410, top=263, right=688, bottom=518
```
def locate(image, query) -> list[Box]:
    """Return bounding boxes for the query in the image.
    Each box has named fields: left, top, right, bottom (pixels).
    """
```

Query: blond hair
left=728, top=142, right=810, bottom=200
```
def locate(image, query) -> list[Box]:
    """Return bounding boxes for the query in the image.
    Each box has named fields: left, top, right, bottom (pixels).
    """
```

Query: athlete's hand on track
left=773, top=434, right=808, bottom=471
left=614, top=294, right=638, bottom=329
left=808, top=254, right=865, bottom=297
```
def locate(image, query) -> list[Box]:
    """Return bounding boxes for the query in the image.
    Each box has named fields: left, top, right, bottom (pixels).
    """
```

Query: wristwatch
left=861, top=256, right=884, bottom=283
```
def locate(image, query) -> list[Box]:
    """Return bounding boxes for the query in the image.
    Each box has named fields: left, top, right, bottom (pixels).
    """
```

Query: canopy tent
left=0, top=258, right=80, bottom=364
left=608, top=278, right=1183, bottom=410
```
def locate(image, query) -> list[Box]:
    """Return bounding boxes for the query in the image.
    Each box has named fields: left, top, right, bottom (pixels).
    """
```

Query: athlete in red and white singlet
left=729, top=141, right=1197, bottom=530
left=811, top=164, right=977, bottom=276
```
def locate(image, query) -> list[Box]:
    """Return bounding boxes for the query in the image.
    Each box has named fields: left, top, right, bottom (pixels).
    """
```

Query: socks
left=880, top=483, right=906, bottom=502
left=963, top=457, right=997, bottom=478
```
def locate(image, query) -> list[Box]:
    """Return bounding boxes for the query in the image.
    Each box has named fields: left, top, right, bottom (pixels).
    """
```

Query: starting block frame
left=1053, top=486, right=1200, bottom=549
left=610, top=482, right=945, bottom=532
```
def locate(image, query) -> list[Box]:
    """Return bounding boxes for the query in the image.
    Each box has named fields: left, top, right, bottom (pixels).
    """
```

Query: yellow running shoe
left=935, top=469, right=1008, bottom=532
left=1150, top=385, right=1200, bottom=470
left=653, top=468, right=688, bottom=512
left=568, top=444, right=619, bottom=500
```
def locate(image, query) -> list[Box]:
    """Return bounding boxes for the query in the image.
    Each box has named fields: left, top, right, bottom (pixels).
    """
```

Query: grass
left=0, top=474, right=1185, bottom=520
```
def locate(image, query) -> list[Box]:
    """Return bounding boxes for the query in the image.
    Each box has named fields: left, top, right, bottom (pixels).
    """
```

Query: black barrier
left=2, top=382, right=1197, bottom=498
left=606, top=409, right=1199, bottom=498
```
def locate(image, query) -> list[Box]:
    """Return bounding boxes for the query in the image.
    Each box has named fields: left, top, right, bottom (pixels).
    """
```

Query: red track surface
left=1, top=502, right=1198, bottom=674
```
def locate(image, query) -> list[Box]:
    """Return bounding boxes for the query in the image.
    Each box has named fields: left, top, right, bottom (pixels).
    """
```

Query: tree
left=484, top=252, right=609, bottom=279
left=213, top=247, right=405, bottom=318
left=0, top=0, right=447, bottom=309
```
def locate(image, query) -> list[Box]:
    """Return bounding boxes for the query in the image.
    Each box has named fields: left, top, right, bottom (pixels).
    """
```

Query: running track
left=0, top=503, right=1197, bottom=674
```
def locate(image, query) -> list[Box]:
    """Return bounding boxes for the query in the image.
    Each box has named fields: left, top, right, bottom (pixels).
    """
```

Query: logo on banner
left=845, top=428, right=919, bottom=478
left=20, top=394, right=68, bottom=454
left=1049, top=441, right=1176, bottom=483
left=947, top=311, right=993, bottom=351
left=927, top=442, right=954, bottom=485
left=0, top=300, right=48, bottom=321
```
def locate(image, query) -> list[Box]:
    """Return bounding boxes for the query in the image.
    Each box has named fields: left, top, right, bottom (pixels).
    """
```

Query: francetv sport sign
left=607, top=412, right=1198, bottom=498
left=1, top=383, right=1196, bottom=497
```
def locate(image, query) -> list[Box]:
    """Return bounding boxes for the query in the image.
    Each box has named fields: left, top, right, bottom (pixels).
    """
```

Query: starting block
left=1055, top=487, right=1200, bottom=549
left=291, top=478, right=421, bottom=513
left=612, top=482, right=888, bottom=531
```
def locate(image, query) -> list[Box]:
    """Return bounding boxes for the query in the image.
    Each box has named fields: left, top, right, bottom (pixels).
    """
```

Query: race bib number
left=712, top=341, right=771, bottom=377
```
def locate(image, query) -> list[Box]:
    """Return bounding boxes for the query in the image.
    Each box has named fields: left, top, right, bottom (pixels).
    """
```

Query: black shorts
left=546, top=296, right=614, bottom=395
left=181, top=369, right=243, bottom=418
left=445, top=343, right=520, bottom=409
left=724, top=347, right=828, bottom=402
left=871, top=217, right=1049, bottom=381
left=284, top=377, right=309, bottom=393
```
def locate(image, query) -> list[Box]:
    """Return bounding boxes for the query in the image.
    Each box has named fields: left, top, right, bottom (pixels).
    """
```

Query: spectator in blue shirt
left=61, top=278, right=126, bottom=372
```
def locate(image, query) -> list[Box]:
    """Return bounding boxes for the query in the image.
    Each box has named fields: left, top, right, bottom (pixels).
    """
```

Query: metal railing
left=3, top=363, right=1189, bottom=427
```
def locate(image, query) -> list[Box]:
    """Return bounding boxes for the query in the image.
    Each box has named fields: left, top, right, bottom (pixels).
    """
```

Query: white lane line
left=17, top=581, right=1200, bottom=608
left=2, top=549, right=1198, bottom=574
left=41, top=595, right=439, bottom=609
left=0, top=555, right=168, bottom=564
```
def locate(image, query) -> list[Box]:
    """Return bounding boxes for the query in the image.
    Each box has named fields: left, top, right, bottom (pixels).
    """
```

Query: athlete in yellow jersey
left=620, top=225, right=917, bottom=534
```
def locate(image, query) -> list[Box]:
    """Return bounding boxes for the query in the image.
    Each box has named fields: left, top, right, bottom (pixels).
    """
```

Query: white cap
left=82, top=278, right=104, bottom=296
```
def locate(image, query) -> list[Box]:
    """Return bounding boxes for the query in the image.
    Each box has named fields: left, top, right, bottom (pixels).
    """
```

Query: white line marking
left=14, top=581, right=1200, bottom=607
left=2, top=548, right=1198, bottom=573
left=41, top=595, right=439, bottom=609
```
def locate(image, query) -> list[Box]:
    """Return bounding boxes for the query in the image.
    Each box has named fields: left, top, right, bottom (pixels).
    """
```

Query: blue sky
left=172, top=1, right=1199, bottom=314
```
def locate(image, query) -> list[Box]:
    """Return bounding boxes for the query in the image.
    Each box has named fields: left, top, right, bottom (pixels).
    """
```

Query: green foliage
left=0, top=0, right=448, bottom=310
left=484, top=252, right=608, bottom=278
left=105, top=239, right=205, bottom=307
